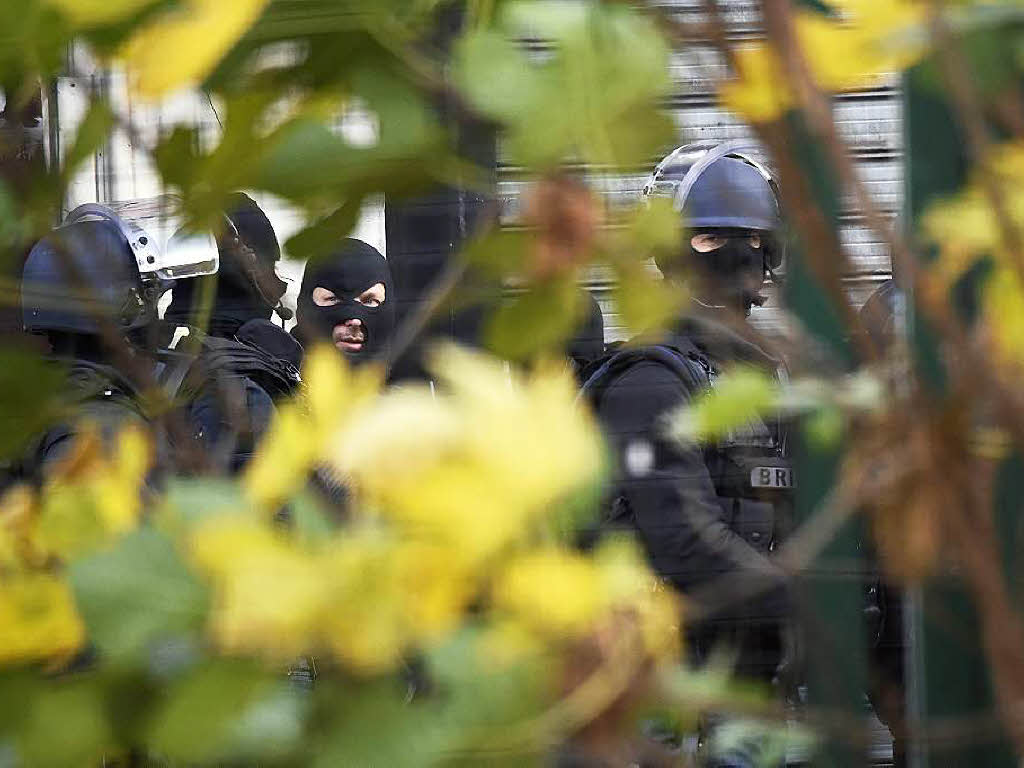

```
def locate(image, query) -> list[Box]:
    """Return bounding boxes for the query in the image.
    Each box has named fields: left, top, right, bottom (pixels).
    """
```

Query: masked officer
left=164, top=193, right=301, bottom=471
left=19, top=205, right=186, bottom=473
left=580, top=142, right=793, bottom=766
left=293, top=238, right=396, bottom=369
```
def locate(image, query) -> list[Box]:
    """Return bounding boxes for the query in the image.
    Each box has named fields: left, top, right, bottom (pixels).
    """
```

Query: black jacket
left=592, top=311, right=791, bottom=625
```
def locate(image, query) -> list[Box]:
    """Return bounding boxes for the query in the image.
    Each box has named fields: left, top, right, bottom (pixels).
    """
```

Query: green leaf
left=288, top=489, right=336, bottom=544
left=285, top=198, right=365, bottom=263
left=455, top=29, right=538, bottom=124
left=611, top=261, right=684, bottom=338
left=18, top=677, right=112, bottom=768
left=146, top=658, right=300, bottom=763
left=68, top=528, right=210, bottom=659
left=161, top=477, right=246, bottom=528
left=668, top=366, right=778, bottom=443
left=455, top=3, right=674, bottom=169
left=312, top=678, right=444, bottom=768
left=61, top=100, right=115, bottom=180
left=485, top=278, right=582, bottom=361
left=0, top=347, right=67, bottom=460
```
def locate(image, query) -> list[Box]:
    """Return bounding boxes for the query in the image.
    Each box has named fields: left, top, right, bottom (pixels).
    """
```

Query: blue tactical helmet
left=21, top=207, right=163, bottom=336
left=643, top=141, right=784, bottom=271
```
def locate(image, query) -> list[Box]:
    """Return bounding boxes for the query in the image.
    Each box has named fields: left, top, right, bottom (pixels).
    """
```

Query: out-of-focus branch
left=925, top=0, right=1024, bottom=283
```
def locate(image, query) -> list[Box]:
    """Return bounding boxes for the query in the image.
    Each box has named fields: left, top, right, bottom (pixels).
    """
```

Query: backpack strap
left=578, top=343, right=711, bottom=412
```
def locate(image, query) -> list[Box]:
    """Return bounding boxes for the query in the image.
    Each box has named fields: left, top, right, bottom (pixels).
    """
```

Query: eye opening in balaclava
left=295, top=238, right=395, bottom=366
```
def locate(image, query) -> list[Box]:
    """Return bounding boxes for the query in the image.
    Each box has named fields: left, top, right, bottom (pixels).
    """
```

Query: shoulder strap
left=578, top=343, right=711, bottom=412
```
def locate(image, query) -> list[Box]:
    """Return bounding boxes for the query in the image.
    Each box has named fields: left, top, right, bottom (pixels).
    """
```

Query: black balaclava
left=686, top=228, right=768, bottom=316
left=165, top=193, right=284, bottom=337
left=295, top=239, right=395, bottom=366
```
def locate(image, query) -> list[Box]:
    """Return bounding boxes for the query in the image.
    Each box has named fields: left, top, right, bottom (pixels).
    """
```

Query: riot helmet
left=294, top=238, right=395, bottom=366
left=643, top=141, right=784, bottom=313
left=21, top=205, right=170, bottom=339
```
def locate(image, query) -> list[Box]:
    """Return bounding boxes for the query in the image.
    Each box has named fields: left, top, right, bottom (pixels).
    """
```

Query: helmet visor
left=161, top=228, right=220, bottom=280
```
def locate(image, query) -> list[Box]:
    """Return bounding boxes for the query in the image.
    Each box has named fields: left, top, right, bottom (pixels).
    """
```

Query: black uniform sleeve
left=597, top=361, right=789, bottom=621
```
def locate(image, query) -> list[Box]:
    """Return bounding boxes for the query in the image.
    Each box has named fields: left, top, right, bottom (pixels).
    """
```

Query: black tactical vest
left=579, top=342, right=794, bottom=553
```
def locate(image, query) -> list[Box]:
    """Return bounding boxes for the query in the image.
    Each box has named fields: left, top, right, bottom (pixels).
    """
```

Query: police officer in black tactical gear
left=580, top=142, right=794, bottom=767
left=19, top=205, right=178, bottom=474
left=164, top=193, right=301, bottom=472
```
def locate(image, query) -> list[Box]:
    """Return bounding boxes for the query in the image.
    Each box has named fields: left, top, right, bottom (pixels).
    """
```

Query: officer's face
left=311, top=282, right=386, bottom=354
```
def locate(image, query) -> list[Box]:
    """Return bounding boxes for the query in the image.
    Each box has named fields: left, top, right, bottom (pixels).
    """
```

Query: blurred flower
left=333, top=344, right=606, bottom=562
left=0, top=572, right=85, bottom=664
left=35, top=425, right=151, bottom=561
left=494, top=549, right=607, bottom=639
left=245, top=345, right=382, bottom=508
left=720, top=1, right=925, bottom=123
left=321, top=533, right=472, bottom=673
left=190, top=517, right=327, bottom=659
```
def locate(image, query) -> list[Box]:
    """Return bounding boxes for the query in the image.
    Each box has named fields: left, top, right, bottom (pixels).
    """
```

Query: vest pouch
left=732, top=498, right=774, bottom=552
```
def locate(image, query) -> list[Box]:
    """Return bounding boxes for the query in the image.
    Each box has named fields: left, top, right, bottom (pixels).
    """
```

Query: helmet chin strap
left=221, top=213, right=293, bottom=323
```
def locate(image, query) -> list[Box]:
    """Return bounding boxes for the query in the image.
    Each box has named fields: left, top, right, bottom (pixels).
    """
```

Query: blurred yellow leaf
left=924, top=142, right=1024, bottom=286
left=720, top=3, right=925, bottom=123
left=0, top=573, right=85, bottom=664
left=494, top=549, right=607, bottom=638
left=245, top=345, right=381, bottom=508
left=593, top=539, right=681, bottom=659
left=35, top=425, right=151, bottom=560
left=333, top=345, right=605, bottom=562
left=43, top=0, right=157, bottom=26
left=190, top=517, right=327, bottom=659
left=0, top=485, right=36, bottom=568
left=321, top=534, right=472, bottom=673
left=719, top=45, right=793, bottom=124
left=95, top=425, right=152, bottom=535
left=120, top=0, right=271, bottom=99
left=985, top=267, right=1024, bottom=369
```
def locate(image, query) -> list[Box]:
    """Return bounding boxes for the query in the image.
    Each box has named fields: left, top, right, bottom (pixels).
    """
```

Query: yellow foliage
left=493, top=541, right=680, bottom=657
left=191, top=517, right=473, bottom=670
left=190, top=517, right=328, bottom=659
left=923, top=142, right=1024, bottom=285
left=332, top=344, right=606, bottom=562
left=320, top=533, right=472, bottom=673
left=593, top=539, right=681, bottom=659
left=0, top=485, right=36, bottom=568
left=245, top=345, right=382, bottom=508
left=719, top=45, right=793, bottom=124
left=35, top=425, right=151, bottom=561
left=984, top=267, right=1024, bottom=369
left=119, top=0, right=271, bottom=99
left=0, top=572, right=85, bottom=664
left=720, top=1, right=925, bottom=122
left=494, top=549, right=607, bottom=638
